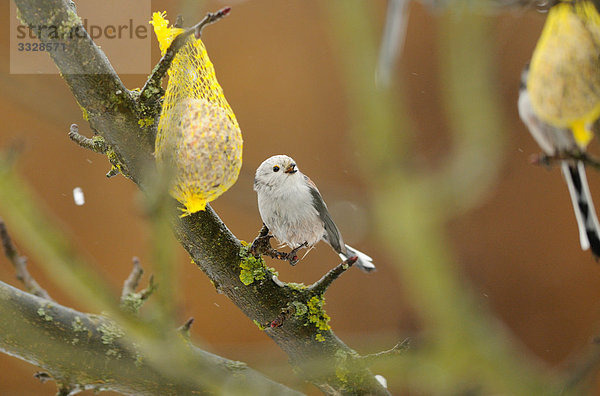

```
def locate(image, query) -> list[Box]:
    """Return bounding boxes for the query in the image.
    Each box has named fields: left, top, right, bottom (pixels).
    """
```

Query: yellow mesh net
left=150, top=12, right=243, bottom=215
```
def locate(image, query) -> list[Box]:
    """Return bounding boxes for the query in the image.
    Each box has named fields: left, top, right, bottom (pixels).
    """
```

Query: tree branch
left=531, top=151, right=600, bottom=171
left=121, top=257, right=144, bottom=300
left=358, top=339, right=410, bottom=365
left=68, top=124, right=108, bottom=154
left=119, top=257, right=157, bottom=313
left=0, top=218, right=52, bottom=300
left=0, top=279, right=301, bottom=395
left=308, top=256, right=357, bottom=296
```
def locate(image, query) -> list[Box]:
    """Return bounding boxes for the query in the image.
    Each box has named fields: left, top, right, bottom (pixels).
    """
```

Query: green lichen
left=135, top=354, right=144, bottom=367
left=120, top=293, right=144, bottom=313
left=333, top=349, right=362, bottom=386
left=239, top=244, right=267, bottom=286
left=132, top=342, right=144, bottom=367
left=286, top=282, right=307, bottom=291
left=307, top=295, right=331, bottom=332
left=226, top=360, right=248, bottom=372
left=253, top=320, right=266, bottom=331
left=138, top=117, right=155, bottom=128
left=80, top=106, right=89, bottom=121
left=91, top=135, right=105, bottom=146
left=292, top=301, right=308, bottom=317
left=334, top=349, right=349, bottom=382
left=98, top=321, right=124, bottom=346
left=315, top=333, right=326, bottom=342
left=106, top=348, right=121, bottom=359
left=57, top=8, right=82, bottom=38
left=72, top=316, right=86, bottom=332
left=71, top=337, right=79, bottom=345
left=106, top=148, right=127, bottom=177
left=37, top=307, right=53, bottom=322
left=106, top=149, right=121, bottom=167
left=16, top=8, right=25, bottom=25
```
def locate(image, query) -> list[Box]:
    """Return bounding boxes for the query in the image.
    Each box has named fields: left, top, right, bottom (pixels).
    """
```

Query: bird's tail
left=339, top=244, right=376, bottom=272
left=561, top=161, right=600, bottom=257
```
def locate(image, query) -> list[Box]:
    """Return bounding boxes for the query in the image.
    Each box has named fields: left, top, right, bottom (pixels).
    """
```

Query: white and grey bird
left=253, top=155, right=376, bottom=272
left=518, top=65, right=600, bottom=258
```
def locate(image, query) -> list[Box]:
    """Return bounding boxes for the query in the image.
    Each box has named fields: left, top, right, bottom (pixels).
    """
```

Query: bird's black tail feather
left=562, top=161, right=600, bottom=258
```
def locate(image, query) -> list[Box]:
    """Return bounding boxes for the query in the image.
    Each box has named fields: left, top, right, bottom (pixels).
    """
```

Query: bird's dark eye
left=273, top=165, right=280, bottom=172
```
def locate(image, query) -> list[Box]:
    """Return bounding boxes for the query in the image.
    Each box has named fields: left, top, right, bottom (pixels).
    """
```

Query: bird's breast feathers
left=257, top=173, right=324, bottom=248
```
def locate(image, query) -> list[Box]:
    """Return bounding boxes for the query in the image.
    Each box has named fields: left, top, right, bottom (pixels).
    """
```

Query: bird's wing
left=305, top=175, right=345, bottom=254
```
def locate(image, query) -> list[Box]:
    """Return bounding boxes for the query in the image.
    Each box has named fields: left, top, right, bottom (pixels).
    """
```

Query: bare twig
left=358, top=339, right=410, bottom=365
left=561, top=337, right=600, bottom=393
left=174, top=15, right=185, bottom=29
left=531, top=151, right=600, bottom=171
left=140, top=274, right=157, bottom=301
left=68, top=124, right=108, bottom=154
left=376, top=0, right=409, bottom=89
left=120, top=258, right=157, bottom=313
left=178, top=317, right=195, bottom=339
left=121, top=256, right=144, bottom=301
left=139, top=7, right=232, bottom=105
left=68, top=124, right=126, bottom=179
left=33, top=372, right=52, bottom=384
left=105, top=167, right=120, bottom=178
left=0, top=218, right=52, bottom=300
left=308, top=256, right=358, bottom=295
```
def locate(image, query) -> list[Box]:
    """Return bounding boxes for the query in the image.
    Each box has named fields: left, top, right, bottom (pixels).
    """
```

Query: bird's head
left=254, top=155, right=300, bottom=192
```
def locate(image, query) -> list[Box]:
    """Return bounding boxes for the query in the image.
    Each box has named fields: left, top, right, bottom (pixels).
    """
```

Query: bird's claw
left=286, top=242, right=308, bottom=266
left=249, top=226, right=308, bottom=267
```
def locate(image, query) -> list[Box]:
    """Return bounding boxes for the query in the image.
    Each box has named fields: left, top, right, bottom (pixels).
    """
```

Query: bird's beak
left=284, top=163, right=297, bottom=174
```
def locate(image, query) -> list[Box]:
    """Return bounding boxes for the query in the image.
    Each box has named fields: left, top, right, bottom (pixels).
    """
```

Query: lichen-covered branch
left=308, top=256, right=357, bottom=296
left=119, top=257, right=157, bottom=313
left=68, top=124, right=109, bottom=154
left=0, top=279, right=301, bottom=395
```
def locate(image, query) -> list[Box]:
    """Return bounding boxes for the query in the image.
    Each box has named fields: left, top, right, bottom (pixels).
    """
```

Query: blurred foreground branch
left=0, top=279, right=300, bottom=395
left=0, top=218, right=52, bottom=300
left=325, top=0, right=564, bottom=394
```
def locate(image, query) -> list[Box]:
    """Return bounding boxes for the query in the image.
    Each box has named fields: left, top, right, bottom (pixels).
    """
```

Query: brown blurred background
left=2, top=0, right=600, bottom=394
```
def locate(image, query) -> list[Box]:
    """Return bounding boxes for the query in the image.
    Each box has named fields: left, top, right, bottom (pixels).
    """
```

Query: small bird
left=519, top=65, right=600, bottom=257
left=253, top=155, right=376, bottom=272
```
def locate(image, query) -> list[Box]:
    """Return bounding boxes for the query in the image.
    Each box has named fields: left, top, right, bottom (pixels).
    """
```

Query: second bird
left=519, top=66, right=600, bottom=258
